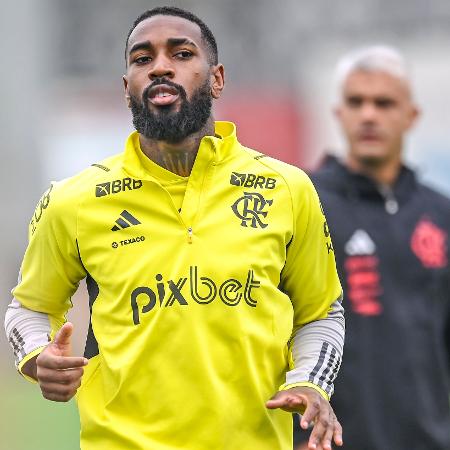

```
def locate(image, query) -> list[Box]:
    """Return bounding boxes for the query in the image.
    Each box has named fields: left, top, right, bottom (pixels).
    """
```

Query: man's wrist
left=21, top=355, right=38, bottom=380
left=280, top=382, right=330, bottom=401
left=18, top=347, right=46, bottom=383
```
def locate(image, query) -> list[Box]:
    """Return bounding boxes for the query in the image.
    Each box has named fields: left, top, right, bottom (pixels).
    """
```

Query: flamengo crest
left=231, top=192, right=273, bottom=228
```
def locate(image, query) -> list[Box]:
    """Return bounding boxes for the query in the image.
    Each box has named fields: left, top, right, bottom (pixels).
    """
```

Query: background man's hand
left=33, top=322, right=88, bottom=402
left=266, top=386, right=343, bottom=450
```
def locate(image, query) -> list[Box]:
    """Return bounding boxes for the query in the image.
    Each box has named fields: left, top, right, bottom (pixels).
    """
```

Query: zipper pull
left=378, top=184, right=399, bottom=215
left=385, top=198, right=399, bottom=215
left=187, top=227, right=193, bottom=244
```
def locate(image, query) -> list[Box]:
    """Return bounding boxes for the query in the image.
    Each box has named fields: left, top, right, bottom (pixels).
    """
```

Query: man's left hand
left=266, top=386, right=343, bottom=450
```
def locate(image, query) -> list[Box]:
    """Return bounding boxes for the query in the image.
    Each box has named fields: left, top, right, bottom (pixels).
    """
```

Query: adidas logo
left=344, top=229, right=376, bottom=255
left=111, top=210, right=141, bottom=231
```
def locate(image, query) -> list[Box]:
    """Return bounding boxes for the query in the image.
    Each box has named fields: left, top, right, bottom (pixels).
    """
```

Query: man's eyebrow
left=167, top=37, right=198, bottom=48
left=129, top=41, right=154, bottom=55
left=128, top=38, right=198, bottom=57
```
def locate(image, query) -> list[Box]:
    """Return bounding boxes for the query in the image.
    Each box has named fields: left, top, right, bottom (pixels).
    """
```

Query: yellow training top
left=13, top=122, right=341, bottom=450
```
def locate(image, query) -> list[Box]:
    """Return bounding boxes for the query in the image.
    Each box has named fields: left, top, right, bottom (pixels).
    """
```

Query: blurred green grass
left=1, top=374, right=80, bottom=450
left=1, top=282, right=89, bottom=450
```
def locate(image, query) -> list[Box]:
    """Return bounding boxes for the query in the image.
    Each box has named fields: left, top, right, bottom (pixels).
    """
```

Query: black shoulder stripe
left=254, top=154, right=267, bottom=160
left=91, top=163, right=110, bottom=172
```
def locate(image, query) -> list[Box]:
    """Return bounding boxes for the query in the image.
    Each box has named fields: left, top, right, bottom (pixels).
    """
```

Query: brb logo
left=130, top=266, right=260, bottom=325
left=231, top=192, right=273, bottom=228
left=230, top=172, right=276, bottom=189
left=96, top=178, right=142, bottom=197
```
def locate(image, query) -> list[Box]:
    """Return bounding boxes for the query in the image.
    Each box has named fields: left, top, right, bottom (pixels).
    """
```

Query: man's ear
left=405, top=104, right=420, bottom=131
left=333, top=105, right=342, bottom=121
left=211, top=64, right=225, bottom=99
left=123, top=75, right=131, bottom=108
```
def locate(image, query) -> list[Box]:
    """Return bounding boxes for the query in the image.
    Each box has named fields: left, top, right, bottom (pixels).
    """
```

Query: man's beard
left=129, top=78, right=213, bottom=144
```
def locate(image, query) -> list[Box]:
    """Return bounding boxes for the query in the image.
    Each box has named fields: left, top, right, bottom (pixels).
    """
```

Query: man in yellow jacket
left=5, top=6, right=344, bottom=450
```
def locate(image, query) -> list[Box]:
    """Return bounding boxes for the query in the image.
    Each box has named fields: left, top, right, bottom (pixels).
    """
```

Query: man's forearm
left=4, top=297, right=51, bottom=372
left=285, top=299, right=345, bottom=397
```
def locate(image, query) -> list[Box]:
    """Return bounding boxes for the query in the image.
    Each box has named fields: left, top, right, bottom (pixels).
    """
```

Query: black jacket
left=299, top=155, right=450, bottom=450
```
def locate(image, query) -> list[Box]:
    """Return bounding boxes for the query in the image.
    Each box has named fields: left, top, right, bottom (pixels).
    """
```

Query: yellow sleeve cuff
left=17, top=346, right=46, bottom=384
left=279, top=381, right=330, bottom=402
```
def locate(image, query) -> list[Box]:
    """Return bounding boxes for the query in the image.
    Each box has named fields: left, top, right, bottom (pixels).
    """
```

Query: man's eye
left=375, top=98, right=395, bottom=109
left=135, top=56, right=151, bottom=64
left=346, top=96, right=363, bottom=108
left=175, top=50, right=193, bottom=59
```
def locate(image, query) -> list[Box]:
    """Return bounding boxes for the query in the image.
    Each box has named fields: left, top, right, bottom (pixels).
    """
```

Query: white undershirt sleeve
left=283, top=298, right=345, bottom=398
left=4, top=297, right=52, bottom=368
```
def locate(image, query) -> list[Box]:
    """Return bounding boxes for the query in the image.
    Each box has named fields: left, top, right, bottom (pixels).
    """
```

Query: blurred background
left=1, top=1, right=450, bottom=448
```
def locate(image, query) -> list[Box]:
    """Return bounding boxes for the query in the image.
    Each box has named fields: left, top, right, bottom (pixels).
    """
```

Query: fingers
left=266, top=392, right=306, bottom=412
left=333, top=418, right=343, bottom=446
left=315, top=417, right=334, bottom=450
left=265, top=392, right=287, bottom=409
left=301, top=398, right=321, bottom=428
left=37, top=366, right=85, bottom=384
left=37, top=364, right=85, bottom=402
left=53, top=322, right=74, bottom=349
left=307, top=414, right=330, bottom=449
left=267, top=387, right=343, bottom=448
left=39, top=375, right=82, bottom=402
left=37, top=352, right=88, bottom=370
left=35, top=330, right=88, bottom=402
left=307, top=410, right=342, bottom=450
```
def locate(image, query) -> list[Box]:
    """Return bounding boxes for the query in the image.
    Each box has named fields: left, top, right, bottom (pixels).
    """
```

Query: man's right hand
left=26, top=322, right=88, bottom=402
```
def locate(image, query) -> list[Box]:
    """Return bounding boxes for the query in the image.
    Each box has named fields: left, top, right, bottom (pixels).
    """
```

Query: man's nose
left=360, top=102, right=378, bottom=121
left=148, top=56, right=175, bottom=80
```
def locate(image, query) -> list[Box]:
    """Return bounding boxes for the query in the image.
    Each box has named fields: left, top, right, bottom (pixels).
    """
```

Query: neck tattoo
left=153, top=150, right=196, bottom=177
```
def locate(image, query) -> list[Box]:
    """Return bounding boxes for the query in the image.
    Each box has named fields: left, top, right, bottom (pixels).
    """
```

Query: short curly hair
left=125, top=6, right=218, bottom=66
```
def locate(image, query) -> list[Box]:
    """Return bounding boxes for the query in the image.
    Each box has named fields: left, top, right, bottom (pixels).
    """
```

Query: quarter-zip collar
left=122, top=121, right=238, bottom=181
left=313, top=155, right=419, bottom=213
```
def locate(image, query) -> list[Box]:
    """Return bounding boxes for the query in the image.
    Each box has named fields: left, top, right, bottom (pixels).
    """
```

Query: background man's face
left=335, top=70, right=418, bottom=167
left=123, top=15, right=220, bottom=142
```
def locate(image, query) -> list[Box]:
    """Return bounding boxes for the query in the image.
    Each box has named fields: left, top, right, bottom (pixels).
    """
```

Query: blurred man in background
left=5, top=6, right=345, bottom=450
left=294, top=45, right=450, bottom=449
